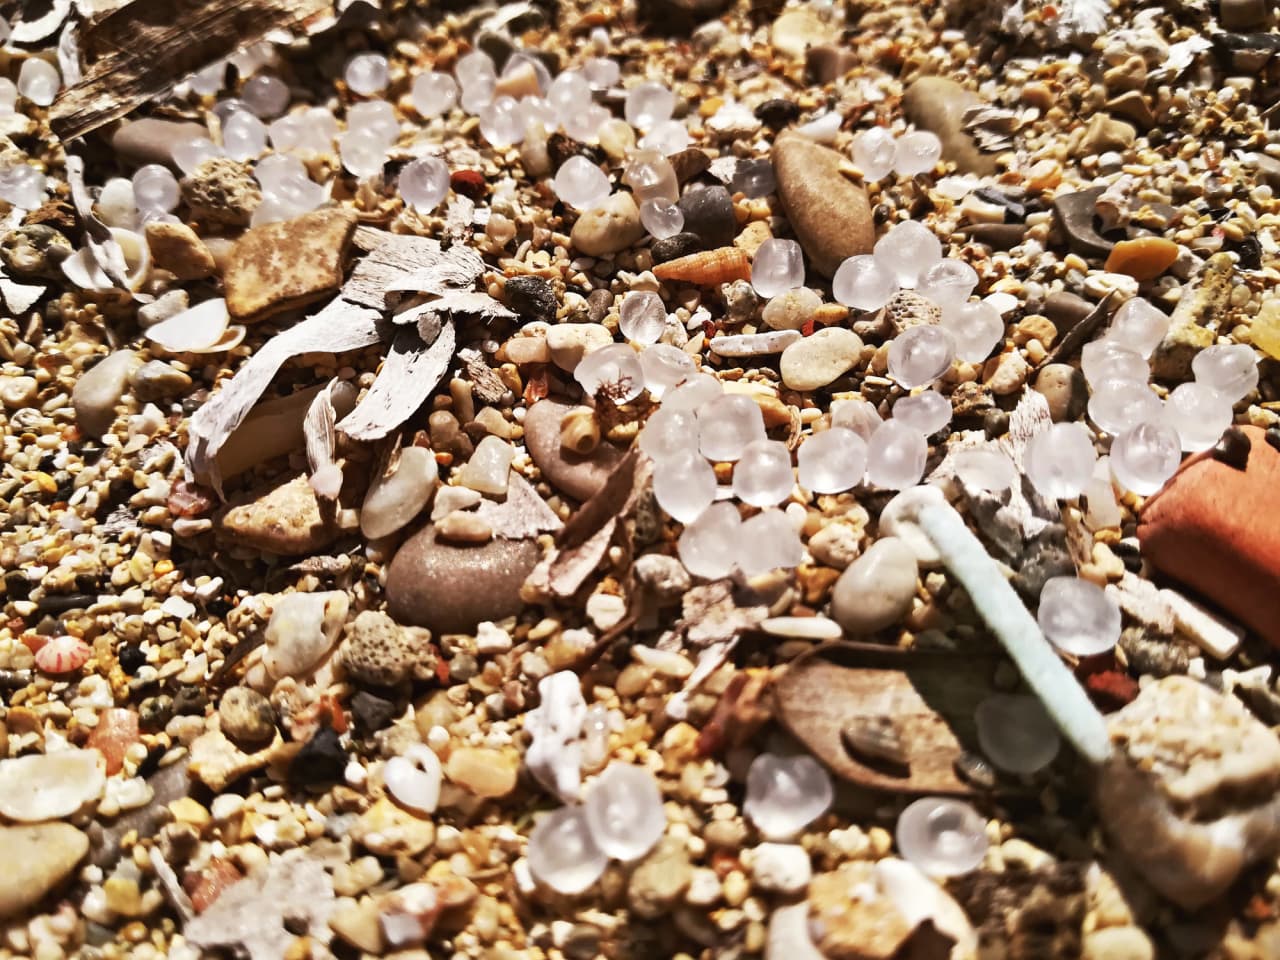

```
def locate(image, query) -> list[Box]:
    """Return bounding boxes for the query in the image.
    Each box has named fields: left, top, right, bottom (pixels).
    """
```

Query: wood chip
left=49, top=0, right=332, bottom=142
left=458, top=347, right=510, bottom=404
left=774, top=642, right=1000, bottom=795
left=346, top=228, right=485, bottom=309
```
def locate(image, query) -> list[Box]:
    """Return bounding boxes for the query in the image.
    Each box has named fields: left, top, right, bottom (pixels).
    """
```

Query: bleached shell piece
left=61, top=246, right=113, bottom=291
left=109, top=228, right=151, bottom=292
left=383, top=744, right=443, bottom=815
left=262, top=591, right=349, bottom=679
left=0, top=749, right=107, bottom=822
left=146, top=298, right=230, bottom=353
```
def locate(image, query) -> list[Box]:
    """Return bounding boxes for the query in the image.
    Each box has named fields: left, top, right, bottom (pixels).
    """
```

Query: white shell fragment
left=384, top=744, right=443, bottom=815
left=145, top=298, right=231, bottom=353
left=262, top=591, right=350, bottom=680
left=0, top=750, right=107, bottom=822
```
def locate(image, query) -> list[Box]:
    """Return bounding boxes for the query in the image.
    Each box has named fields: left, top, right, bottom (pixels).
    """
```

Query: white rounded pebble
left=575, top=343, right=644, bottom=403
left=892, top=390, right=951, bottom=436
left=798, top=427, right=867, bottom=494
left=1037, top=576, right=1121, bottom=656
left=866, top=420, right=928, bottom=489
left=528, top=806, right=608, bottom=894
left=888, top=326, right=956, bottom=389
left=678, top=501, right=742, bottom=579
left=1192, top=343, right=1258, bottom=403
left=554, top=155, right=611, bottom=209
left=877, top=484, right=946, bottom=566
left=584, top=764, right=667, bottom=861
left=344, top=52, right=389, bottom=96
left=874, top=219, right=941, bottom=288
left=852, top=126, right=897, bottom=181
left=1110, top=421, right=1181, bottom=495
left=17, top=58, right=60, bottom=106
left=653, top=447, right=716, bottom=523
left=744, top=753, right=833, bottom=840
left=894, top=130, right=942, bottom=176
left=639, top=197, right=684, bottom=239
left=975, top=694, right=1060, bottom=775
left=0, top=750, right=106, bottom=822
left=619, top=290, right=667, bottom=344
left=1108, top=297, right=1169, bottom=358
left=383, top=744, right=442, bottom=815
left=412, top=71, right=458, bottom=118
left=833, top=254, right=897, bottom=311
left=734, top=439, right=795, bottom=507
left=1024, top=422, right=1096, bottom=499
left=639, top=343, right=694, bottom=398
left=624, top=81, right=675, bottom=130
left=953, top=447, right=1017, bottom=492
left=399, top=156, right=450, bottom=212
left=698, top=394, right=766, bottom=462
left=1087, top=379, right=1163, bottom=436
left=895, top=798, right=988, bottom=876
left=752, top=239, right=805, bottom=300
left=939, top=300, right=1003, bottom=362
left=751, top=843, right=812, bottom=894
left=1160, top=382, right=1233, bottom=452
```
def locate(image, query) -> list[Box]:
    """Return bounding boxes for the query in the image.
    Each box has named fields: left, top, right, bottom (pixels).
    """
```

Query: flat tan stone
left=145, top=220, right=216, bottom=280
left=0, top=824, right=89, bottom=920
left=771, top=136, right=874, bottom=278
left=215, top=471, right=363, bottom=556
left=224, top=208, right=357, bottom=322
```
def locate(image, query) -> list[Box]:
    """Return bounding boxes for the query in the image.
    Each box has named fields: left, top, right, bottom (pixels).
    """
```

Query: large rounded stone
left=524, top=398, right=626, bottom=502
left=387, top=527, right=540, bottom=634
left=830, top=537, right=919, bottom=635
left=0, top=824, right=90, bottom=920
left=677, top=185, right=737, bottom=249
left=771, top=136, right=874, bottom=277
left=901, top=78, right=999, bottom=177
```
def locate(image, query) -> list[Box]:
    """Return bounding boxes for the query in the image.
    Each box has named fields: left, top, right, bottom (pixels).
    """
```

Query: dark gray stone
left=676, top=184, right=736, bottom=248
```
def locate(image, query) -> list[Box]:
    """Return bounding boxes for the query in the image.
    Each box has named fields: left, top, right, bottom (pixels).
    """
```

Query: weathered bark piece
left=336, top=322, right=457, bottom=442
left=50, top=0, right=332, bottom=141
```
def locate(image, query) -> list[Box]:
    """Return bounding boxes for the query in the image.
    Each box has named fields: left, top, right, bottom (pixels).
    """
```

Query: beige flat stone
left=0, top=824, right=90, bottom=920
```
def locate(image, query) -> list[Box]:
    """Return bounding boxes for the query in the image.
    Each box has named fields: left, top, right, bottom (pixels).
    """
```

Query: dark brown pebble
left=1212, top=427, right=1252, bottom=470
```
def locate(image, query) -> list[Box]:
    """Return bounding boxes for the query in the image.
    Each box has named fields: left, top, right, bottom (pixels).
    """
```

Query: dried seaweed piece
left=336, top=321, right=456, bottom=441
left=49, top=0, right=331, bottom=141
left=775, top=642, right=1000, bottom=795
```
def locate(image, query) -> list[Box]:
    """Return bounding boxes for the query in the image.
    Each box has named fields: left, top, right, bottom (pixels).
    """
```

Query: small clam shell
left=34, top=635, right=91, bottom=674
left=652, top=246, right=751, bottom=285
left=60, top=227, right=151, bottom=292
left=146, top=298, right=229, bottom=353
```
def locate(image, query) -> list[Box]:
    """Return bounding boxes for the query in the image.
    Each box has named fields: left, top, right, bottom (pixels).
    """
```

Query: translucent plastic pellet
left=339, top=128, right=388, bottom=179
left=895, top=798, right=988, bottom=877
left=622, top=150, right=678, bottom=205
left=455, top=50, right=496, bottom=89
left=575, top=343, right=645, bottom=403
left=939, top=300, right=1004, bottom=362
left=242, top=74, right=290, bottom=118
left=892, top=391, right=951, bottom=436
left=344, top=52, right=389, bottom=96
left=737, top=510, right=804, bottom=577
left=0, top=164, right=45, bottom=210
left=1024, top=422, right=1096, bottom=499
left=654, top=447, right=715, bottom=523
left=888, top=326, right=956, bottom=388
left=798, top=427, right=867, bottom=494
left=504, top=53, right=552, bottom=95
left=212, top=98, right=252, bottom=129
left=562, top=103, right=612, bottom=143
left=0, top=79, right=16, bottom=114
left=479, top=96, right=526, bottom=147
left=624, top=81, right=675, bottom=130
left=172, top=137, right=222, bottom=176
left=268, top=113, right=324, bottom=154
left=639, top=343, right=695, bottom=398
left=975, top=695, right=1060, bottom=775
left=830, top=398, right=883, bottom=442
left=639, top=119, right=692, bottom=155
left=1192, top=343, right=1259, bottom=403
left=229, top=41, right=273, bottom=79
left=527, top=806, right=608, bottom=894
left=584, top=764, right=667, bottom=861
left=17, top=58, right=60, bottom=107
left=132, top=165, right=180, bottom=214
left=1161, top=382, right=1233, bottom=452
left=678, top=501, right=742, bottom=578
left=411, top=71, right=459, bottom=119
left=1080, top=339, right=1148, bottom=388
left=222, top=110, right=268, bottom=161
left=519, top=96, right=556, bottom=133
left=553, top=155, right=610, bottom=209
left=639, top=405, right=698, bottom=461
left=1110, top=421, right=1181, bottom=495
left=752, top=239, right=805, bottom=299
left=915, top=259, right=979, bottom=309
left=698, top=394, right=766, bottom=462
left=640, top=198, right=684, bottom=240
left=618, top=291, right=667, bottom=344
left=832, top=255, right=897, bottom=312
left=583, top=57, right=620, bottom=89
left=730, top=159, right=777, bottom=199
left=1108, top=297, right=1169, bottom=358
left=347, top=99, right=399, bottom=145
left=874, top=219, right=942, bottom=288
left=189, top=60, right=226, bottom=96
left=953, top=447, right=1018, bottom=493
left=733, top=439, right=794, bottom=507
left=399, top=156, right=450, bottom=212
left=459, top=74, right=497, bottom=114
left=866, top=420, right=928, bottom=489
left=549, top=70, right=592, bottom=122
left=894, top=130, right=943, bottom=176
left=663, top=372, right=723, bottom=412
left=1087, top=379, right=1163, bottom=436
left=1037, top=576, right=1121, bottom=656
left=744, top=754, right=833, bottom=841
left=851, top=126, right=896, bottom=181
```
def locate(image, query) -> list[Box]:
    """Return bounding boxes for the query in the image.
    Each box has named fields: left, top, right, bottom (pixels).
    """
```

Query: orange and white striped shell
left=35, top=635, right=91, bottom=674
left=652, top=247, right=751, bottom=285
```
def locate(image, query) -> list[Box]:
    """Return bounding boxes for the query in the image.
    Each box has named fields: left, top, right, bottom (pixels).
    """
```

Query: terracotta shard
left=774, top=642, right=999, bottom=795
left=1137, top=425, right=1280, bottom=648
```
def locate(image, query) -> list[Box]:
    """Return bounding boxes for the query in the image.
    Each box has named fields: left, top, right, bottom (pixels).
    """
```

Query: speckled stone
left=145, top=220, right=216, bottom=280
left=181, top=157, right=262, bottom=229
left=218, top=687, right=276, bottom=747
left=215, top=471, right=362, bottom=556
left=524, top=398, right=626, bottom=501
left=570, top=192, right=644, bottom=257
left=386, top=526, right=540, bottom=634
